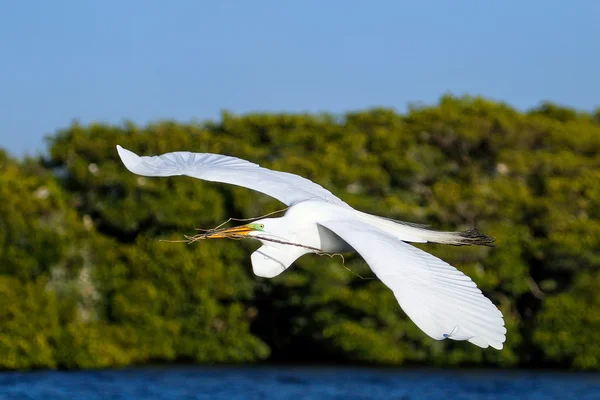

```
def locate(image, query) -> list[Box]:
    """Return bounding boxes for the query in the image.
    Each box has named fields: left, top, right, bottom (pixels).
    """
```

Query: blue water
left=0, top=366, right=599, bottom=400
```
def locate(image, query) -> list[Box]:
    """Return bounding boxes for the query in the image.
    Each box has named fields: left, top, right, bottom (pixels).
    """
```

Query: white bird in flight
left=116, top=145, right=506, bottom=350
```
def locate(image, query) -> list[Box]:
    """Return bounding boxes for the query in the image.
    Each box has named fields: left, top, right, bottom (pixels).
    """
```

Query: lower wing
left=318, top=218, right=506, bottom=350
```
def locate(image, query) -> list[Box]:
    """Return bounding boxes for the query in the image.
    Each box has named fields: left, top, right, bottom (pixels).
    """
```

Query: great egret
left=116, top=145, right=506, bottom=350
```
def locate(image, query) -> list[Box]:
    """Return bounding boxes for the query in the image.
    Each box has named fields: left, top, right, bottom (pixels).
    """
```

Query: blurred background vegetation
left=1, top=95, right=599, bottom=370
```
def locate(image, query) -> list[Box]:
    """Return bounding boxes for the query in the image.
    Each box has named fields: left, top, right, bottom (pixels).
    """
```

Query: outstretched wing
left=116, top=146, right=347, bottom=207
left=318, top=217, right=506, bottom=350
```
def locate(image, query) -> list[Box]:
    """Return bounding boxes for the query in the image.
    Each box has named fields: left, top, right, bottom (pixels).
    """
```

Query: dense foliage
left=1, top=96, right=599, bottom=370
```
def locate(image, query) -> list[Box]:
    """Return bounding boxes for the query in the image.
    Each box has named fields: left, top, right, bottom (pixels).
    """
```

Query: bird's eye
left=259, top=224, right=265, bottom=229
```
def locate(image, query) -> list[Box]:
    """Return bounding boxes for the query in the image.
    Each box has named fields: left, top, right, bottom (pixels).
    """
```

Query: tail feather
left=397, top=224, right=496, bottom=247
left=363, top=213, right=496, bottom=247
left=454, top=227, right=496, bottom=247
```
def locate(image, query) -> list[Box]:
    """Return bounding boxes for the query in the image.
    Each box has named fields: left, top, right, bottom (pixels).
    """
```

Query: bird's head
left=203, top=218, right=281, bottom=240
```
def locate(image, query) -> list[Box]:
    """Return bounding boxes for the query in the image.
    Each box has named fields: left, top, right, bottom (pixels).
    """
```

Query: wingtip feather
left=116, top=145, right=142, bottom=173
left=467, top=335, right=506, bottom=350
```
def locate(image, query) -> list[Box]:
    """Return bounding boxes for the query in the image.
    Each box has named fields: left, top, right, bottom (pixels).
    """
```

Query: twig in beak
left=159, top=206, right=374, bottom=280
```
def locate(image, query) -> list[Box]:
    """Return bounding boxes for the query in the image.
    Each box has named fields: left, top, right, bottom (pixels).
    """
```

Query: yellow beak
left=204, top=225, right=256, bottom=239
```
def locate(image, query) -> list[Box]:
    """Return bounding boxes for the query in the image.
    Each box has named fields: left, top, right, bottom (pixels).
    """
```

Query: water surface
left=0, top=366, right=598, bottom=399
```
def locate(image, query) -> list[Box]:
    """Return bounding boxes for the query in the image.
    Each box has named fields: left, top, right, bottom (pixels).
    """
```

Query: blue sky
left=1, top=0, right=599, bottom=157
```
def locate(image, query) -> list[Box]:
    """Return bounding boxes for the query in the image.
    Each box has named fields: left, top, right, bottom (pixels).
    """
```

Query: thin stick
left=160, top=207, right=374, bottom=280
left=183, top=232, right=373, bottom=280
left=160, top=207, right=289, bottom=244
left=197, top=207, right=291, bottom=233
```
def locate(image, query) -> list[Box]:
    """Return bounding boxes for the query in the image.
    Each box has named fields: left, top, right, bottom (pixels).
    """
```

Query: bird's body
left=117, top=145, right=506, bottom=350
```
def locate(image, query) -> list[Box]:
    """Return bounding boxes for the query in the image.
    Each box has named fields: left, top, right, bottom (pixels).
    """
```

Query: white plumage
left=116, top=146, right=347, bottom=207
left=117, top=145, right=506, bottom=350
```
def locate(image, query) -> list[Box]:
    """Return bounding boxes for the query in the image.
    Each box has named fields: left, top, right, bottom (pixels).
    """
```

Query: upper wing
left=318, top=217, right=506, bottom=350
left=116, top=146, right=347, bottom=207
